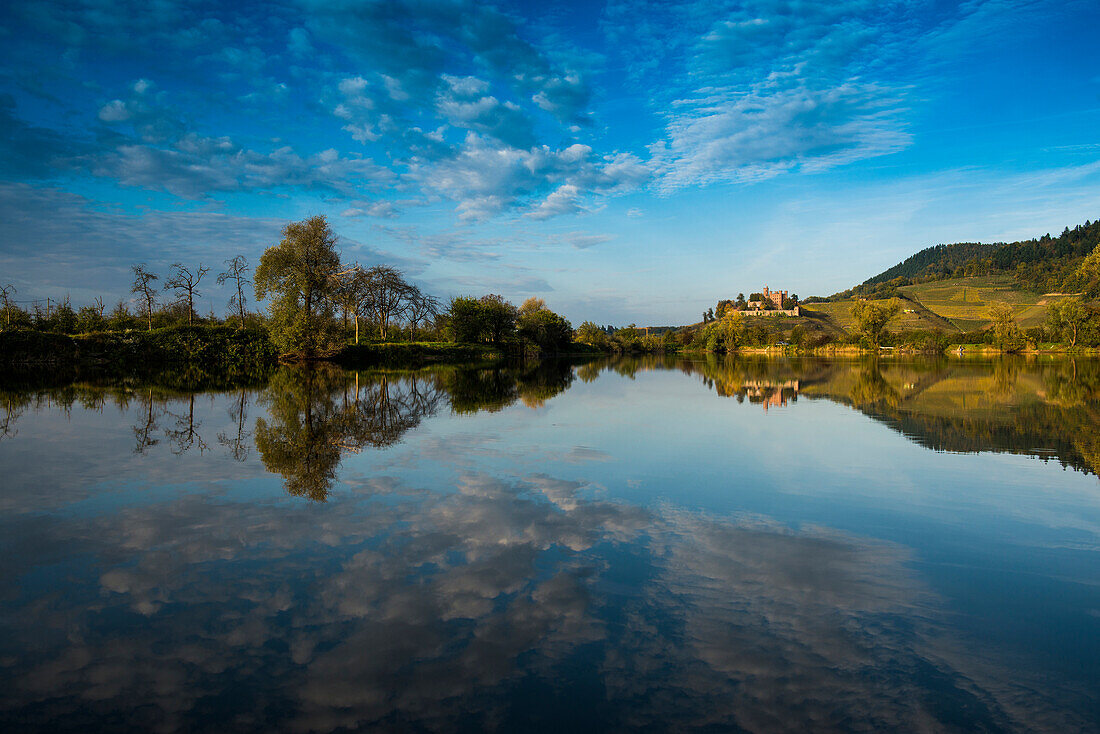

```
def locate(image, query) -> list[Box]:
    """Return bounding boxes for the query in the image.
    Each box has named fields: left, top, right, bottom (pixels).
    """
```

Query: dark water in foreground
left=1, top=355, right=1099, bottom=732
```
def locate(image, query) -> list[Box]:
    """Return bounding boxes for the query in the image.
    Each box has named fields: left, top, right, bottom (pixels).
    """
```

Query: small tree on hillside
left=1048, top=297, right=1089, bottom=346
left=131, top=264, right=159, bottom=331
left=989, top=302, right=1024, bottom=352
left=850, top=299, right=900, bottom=348
left=1076, top=243, right=1100, bottom=297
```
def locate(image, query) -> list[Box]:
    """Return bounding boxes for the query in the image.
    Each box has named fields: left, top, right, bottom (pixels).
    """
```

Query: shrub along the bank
left=0, top=324, right=277, bottom=371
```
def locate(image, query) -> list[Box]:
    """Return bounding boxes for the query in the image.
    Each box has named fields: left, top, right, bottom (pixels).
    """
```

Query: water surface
left=2, top=356, right=1099, bottom=732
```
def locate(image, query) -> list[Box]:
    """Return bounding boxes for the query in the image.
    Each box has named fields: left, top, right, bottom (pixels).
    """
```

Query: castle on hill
left=747, top=286, right=787, bottom=310
left=742, top=286, right=799, bottom=316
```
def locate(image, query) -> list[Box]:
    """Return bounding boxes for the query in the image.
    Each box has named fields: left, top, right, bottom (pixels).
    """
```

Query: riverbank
left=680, top=343, right=1100, bottom=357
left=0, top=325, right=277, bottom=371
left=0, top=327, right=616, bottom=377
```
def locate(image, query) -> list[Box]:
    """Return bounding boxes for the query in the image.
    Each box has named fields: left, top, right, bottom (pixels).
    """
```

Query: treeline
left=808, top=217, right=1100, bottom=302
left=2, top=215, right=660, bottom=363
left=860, top=242, right=999, bottom=288
left=573, top=322, right=683, bottom=353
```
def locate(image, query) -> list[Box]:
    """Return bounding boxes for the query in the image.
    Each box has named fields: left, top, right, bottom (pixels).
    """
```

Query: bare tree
left=130, top=264, right=159, bottom=331
left=217, top=255, right=251, bottom=325
left=92, top=296, right=105, bottom=318
left=0, top=284, right=15, bottom=329
left=407, top=289, right=440, bottom=335
left=362, top=265, right=416, bottom=340
left=330, top=264, right=362, bottom=340
left=164, top=263, right=209, bottom=326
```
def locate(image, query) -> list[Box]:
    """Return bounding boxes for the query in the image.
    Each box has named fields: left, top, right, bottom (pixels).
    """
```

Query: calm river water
left=1, top=355, right=1099, bottom=732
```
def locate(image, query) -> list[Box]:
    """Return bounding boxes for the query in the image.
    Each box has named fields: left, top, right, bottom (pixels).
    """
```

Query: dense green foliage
left=862, top=242, right=999, bottom=287
left=442, top=294, right=584, bottom=354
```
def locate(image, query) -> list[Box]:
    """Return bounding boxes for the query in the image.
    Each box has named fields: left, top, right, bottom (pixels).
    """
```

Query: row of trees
left=445, top=295, right=573, bottom=353
left=0, top=258, right=253, bottom=335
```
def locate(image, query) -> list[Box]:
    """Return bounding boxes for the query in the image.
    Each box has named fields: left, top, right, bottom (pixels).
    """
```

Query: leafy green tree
left=446, top=296, right=486, bottom=343
left=517, top=301, right=572, bottom=352
left=850, top=299, right=900, bottom=347
left=107, top=300, right=135, bottom=331
left=480, top=294, right=517, bottom=345
left=75, top=302, right=107, bottom=333
left=39, top=298, right=77, bottom=333
left=1075, top=242, right=1100, bottom=296
left=255, top=215, right=343, bottom=357
left=575, top=320, right=609, bottom=348
left=1048, top=297, right=1089, bottom=346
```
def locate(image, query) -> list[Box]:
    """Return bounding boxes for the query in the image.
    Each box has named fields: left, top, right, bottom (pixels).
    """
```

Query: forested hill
left=821, top=218, right=1100, bottom=301
left=861, top=242, right=998, bottom=286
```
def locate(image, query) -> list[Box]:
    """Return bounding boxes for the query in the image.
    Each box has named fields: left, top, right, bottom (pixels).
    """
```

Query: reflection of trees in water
left=253, top=362, right=576, bottom=500
left=132, top=389, right=164, bottom=454
left=163, top=395, right=210, bottom=455
left=0, top=393, right=28, bottom=441
left=0, top=381, right=260, bottom=460
left=843, top=358, right=1100, bottom=477
left=849, top=359, right=900, bottom=408
left=442, top=360, right=574, bottom=413
left=216, top=389, right=251, bottom=461
left=579, top=354, right=1100, bottom=478
left=254, top=365, right=448, bottom=501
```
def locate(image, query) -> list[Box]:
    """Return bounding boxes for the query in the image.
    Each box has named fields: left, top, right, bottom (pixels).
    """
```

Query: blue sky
left=1, top=0, right=1099, bottom=325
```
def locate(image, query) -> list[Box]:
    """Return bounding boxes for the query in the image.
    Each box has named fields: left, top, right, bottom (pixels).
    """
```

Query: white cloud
left=528, top=184, right=582, bottom=220
left=97, top=99, right=131, bottom=122
left=414, top=134, right=648, bottom=222
left=651, top=84, right=910, bottom=191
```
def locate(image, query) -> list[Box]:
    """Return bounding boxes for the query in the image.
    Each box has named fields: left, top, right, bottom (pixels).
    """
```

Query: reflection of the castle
left=715, top=379, right=800, bottom=411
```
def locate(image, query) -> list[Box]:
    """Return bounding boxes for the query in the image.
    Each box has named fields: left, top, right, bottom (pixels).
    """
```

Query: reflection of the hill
left=599, top=354, right=1100, bottom=478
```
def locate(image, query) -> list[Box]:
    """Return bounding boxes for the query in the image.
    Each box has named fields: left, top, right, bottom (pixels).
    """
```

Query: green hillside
left=898, top=275, right=1073, bottom=331
left=800, top=298, right=946, bottom=332
left=704, top=216, right=1100, bottom=344
left=798, top=276, right=1077, bottom=336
